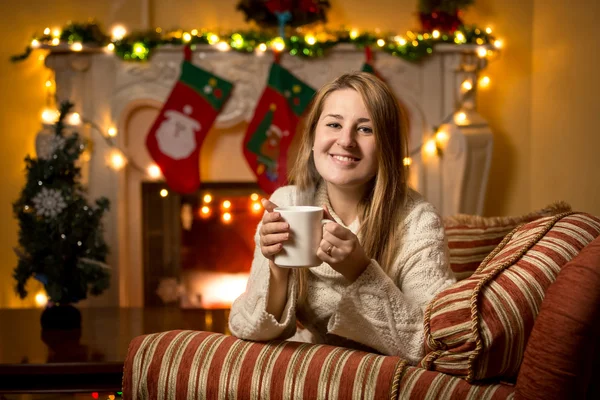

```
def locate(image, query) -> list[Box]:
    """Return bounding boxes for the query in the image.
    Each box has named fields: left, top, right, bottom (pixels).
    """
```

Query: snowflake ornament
left=32, top=187, right=68, bottom=218
left=36, top=134, right=67, bottom=160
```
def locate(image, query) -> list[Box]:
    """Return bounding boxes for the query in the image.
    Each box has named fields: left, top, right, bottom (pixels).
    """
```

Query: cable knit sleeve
left=228, top=186, right=298, bottom=341
left=327, top=197, right=456, bottom=364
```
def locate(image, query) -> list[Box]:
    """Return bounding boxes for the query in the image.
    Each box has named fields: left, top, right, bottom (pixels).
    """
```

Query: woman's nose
left=336, top=128, right=356, bottom=148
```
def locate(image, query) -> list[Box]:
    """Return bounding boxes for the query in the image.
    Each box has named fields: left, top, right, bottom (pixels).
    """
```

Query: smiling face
left=312, top=88, right=378, bottom=192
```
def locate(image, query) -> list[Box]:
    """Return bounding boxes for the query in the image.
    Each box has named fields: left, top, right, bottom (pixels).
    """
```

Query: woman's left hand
left=317, top=206, right=371, bottom=282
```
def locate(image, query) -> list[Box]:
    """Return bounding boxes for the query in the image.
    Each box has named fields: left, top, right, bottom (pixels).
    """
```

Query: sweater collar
left=314, top=182, right=361, bottom=234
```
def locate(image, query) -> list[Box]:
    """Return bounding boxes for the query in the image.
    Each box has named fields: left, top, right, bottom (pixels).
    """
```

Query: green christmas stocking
left=243, top=62, right=315, bottom=194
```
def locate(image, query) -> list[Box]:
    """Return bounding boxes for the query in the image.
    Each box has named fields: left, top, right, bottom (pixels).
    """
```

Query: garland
left=12, top=21, right=497, bottom=63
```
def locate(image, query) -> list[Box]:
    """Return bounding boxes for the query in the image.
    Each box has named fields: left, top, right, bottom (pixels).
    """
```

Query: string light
left=107, top=127, right=117, bottom=137
left=222, top=212, right=232, bottom=223
left=455, top=111, right=468, bottom=125
left=41, top=108, right=59, bottom=124
left=51, top=38, right=60, bottom=46
left=403, top=157, right=412, bottom=166
left=257, top=43, right=267, bottom=52
left=44, top=28, right=51, bottom=35
left=305, top=35, right=316, bottom=45
left=252, top=202, right=262, bottom=213
left=160, top=189, right=169, bottom=197
left=71, top=42, right=83, bottom=51
left=66, top=112, right=81, bottom=126
left=31, top=39, right=40, bottom=48
left=435, top=131, right=449, bottom=148
left=477, top=47, right=487, bottom=58
left=52, top=28, right=61, bottom=38
left=424, top=139, right=438, bottom=156
left=461, top=80, right=473, bottom=92
left=272, top=37, right=286, bottom=51
left=111, top=25, right=127, bottom=41
left=394, top=36, right=406, bottom=45
left=479, top=76, right=491, bottom=88
left=222, top=200, right=231, bottom=209
left=191, top=29, right=198, bottom=36
left=377, top=39, right=385, bottom=47
left=216, top=41, right=230, bottom=52
left=432, top=30, right=440, bottom=39
left=147, top=164, right=161, bottom=179
left=108, top=150, right=126, bottom=170
left=349, top=30, right=359, bottom=39
left=207, top=34, right=220, bottom=45
left=200, top=206, right=211, bottom=218
left=203, top=194, right=212, bottom=204
left=45, top=80, right=52, bottom=88
left=182, top=32, right=192, bottom=42
left=250, top=193, right=259, bottom=201
left=106, top=43, right=115, bottom=52
left=35, top=291, right=48, bottom=307
left=494, top=39, right=503, bottom=49
left=486, top=27, right=493, bottom=34
left=455, top=32, right=466, bottom=44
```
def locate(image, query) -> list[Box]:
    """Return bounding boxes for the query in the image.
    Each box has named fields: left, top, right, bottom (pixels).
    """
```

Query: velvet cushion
left=514, top=236, right=600, bottom=399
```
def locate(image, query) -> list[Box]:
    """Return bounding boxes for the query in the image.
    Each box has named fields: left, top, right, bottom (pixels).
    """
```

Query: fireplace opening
left=142, top=182, right=264, bottom=308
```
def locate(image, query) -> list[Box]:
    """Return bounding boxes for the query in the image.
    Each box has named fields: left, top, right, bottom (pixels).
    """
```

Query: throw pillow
left=422, top=212, right=600, bottom=382
left=444, top=201, right=571, bottom=281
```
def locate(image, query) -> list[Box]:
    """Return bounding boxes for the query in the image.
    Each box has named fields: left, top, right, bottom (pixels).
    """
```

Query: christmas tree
left=13, top=101, right=110, bottom=305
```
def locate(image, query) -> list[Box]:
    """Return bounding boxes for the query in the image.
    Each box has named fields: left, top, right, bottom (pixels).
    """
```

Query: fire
left=181, top=272, right=249, bottom=309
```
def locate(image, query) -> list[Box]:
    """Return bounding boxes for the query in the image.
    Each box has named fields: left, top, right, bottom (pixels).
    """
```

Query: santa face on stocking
left=156, top=107, right=202, bottom=160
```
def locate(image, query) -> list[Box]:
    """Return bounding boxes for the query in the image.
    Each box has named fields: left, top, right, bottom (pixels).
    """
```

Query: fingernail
left=284, top=233, right=289, bottom=240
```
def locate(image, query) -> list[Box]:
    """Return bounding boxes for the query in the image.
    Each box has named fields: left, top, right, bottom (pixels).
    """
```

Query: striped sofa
left=123, top=212, right=600, bottom=399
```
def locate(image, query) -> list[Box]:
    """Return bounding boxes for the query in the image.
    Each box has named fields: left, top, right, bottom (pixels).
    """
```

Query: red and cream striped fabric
left=444, top=202, right=571, bottom=281
left=123, top=330, right=407, bottom=400
left=422, top=212, right=600, bottom=382
left=398, top=366, right=515, bottom=399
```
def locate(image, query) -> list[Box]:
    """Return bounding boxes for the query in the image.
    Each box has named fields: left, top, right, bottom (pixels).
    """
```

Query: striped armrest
left=123, top=330, right=407, bottom=400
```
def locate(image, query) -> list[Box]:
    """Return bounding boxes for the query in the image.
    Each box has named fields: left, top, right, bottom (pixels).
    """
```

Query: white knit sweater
left=228, top=184, right=456, bottom=365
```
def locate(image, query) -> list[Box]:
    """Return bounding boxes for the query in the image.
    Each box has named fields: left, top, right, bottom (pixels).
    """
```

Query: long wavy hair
left=289, top=72, right=409, bottom=304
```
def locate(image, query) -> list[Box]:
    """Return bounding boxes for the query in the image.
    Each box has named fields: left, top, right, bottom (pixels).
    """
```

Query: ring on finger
left=326, top=244, right=334, bottom=256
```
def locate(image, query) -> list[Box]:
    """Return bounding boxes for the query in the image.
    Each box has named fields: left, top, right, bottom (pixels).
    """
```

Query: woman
left=228, top=72, right=455, bottom=364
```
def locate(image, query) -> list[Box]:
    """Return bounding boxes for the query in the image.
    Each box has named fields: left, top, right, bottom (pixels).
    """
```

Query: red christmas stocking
left=146, top=47, right=233, bottom=194
left=243, top=61, right=315, bottom=194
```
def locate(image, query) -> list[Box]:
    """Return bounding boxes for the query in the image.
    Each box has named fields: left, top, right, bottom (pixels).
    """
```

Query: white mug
left=273, top=206, right=329, bottom=268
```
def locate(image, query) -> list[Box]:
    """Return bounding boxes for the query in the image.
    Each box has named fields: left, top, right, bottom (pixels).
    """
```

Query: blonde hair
left=289, top=72, right=409, bottom=304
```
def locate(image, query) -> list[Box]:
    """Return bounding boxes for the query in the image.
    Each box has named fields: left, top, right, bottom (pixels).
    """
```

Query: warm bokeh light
left=51, top=38, right=60, bottom=46
left=461, top=80, right=473, bottom=92
left=222, top=212, right=232, bottom=223
left=71, top=42, right=83, bottom=51
left=424, top=139, right=438, bottom=156
left=257, top=43, right=267, bottom=52
left=203, top=194, right=212, bottom=204
left=31, top=39, right=40, bottom=48
left=66, top=112, right=81, bottom=126
left=107, top=127, right=117, bottom=137
left=106, top=43, right=115, bottom=52
left=147, top=164, right=161, bottom=179
left=432, top=30, right=440, bottom=39
left=208, top=34, right=220, bottom=45
left=479, top=76, right=491, bottom=88
left=494, top=39, right=503, bottom=49
left=252, top=202, right=262, bottom=213
left=349, top=30, right=359, bottom=39
left=216, top=41, right=230, bottom=51
left=455, top=32, right=466, bottom=43
left=250, top=193, right=259, bottom=201
left=41, top=108, right=59, bottom=124
left=455, top=111, right=468, bottom=125
left=222, top=200, right=231, bottom=209
left=477, top=47, right=488, bottom=58
left=45, top=80, right=52, bottom=88
left=183, top=32, right=192, bottom=42
left=403, top=157, right=412, bottom=166
left=44, top=27, right=51, bottom=35
left=160, top=189, right=169, bottom=198
left=272, top=37, right=286, bottom=51
left=305, top=35, right=316, bottom=45
left=377, top=39, right=385, bottom=47
left=108, top=150, right=126, bottom=170
left=486, top=27, right=493, bottom=34
left=111, top=25, right=127, bottom=40
left=35, top=291, right=48, bottom=308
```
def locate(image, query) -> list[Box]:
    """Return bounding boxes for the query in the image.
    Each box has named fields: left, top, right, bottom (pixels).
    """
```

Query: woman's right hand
left=259, top=198, right=290, bottom=261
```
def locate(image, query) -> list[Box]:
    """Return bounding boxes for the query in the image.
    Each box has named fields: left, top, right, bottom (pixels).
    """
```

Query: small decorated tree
left=418, top=0, right=475, bottom=32
left=13, top=101, right=110, bottom=312
left=237, top=0, right=331, bottom=30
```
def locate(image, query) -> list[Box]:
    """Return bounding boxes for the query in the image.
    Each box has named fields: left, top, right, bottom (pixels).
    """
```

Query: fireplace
left=142, top=182, right=262, bottom=307
left=44, top=44, right=494, bottom=307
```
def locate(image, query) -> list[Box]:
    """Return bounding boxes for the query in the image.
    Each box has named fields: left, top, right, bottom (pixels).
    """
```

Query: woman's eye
left=358, top=126, right=373, bottom=134
left=326, top=123, right=341, bottom=129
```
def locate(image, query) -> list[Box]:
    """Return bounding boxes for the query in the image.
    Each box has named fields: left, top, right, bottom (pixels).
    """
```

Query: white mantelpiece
left=44, top=45, right=493, bottom=307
